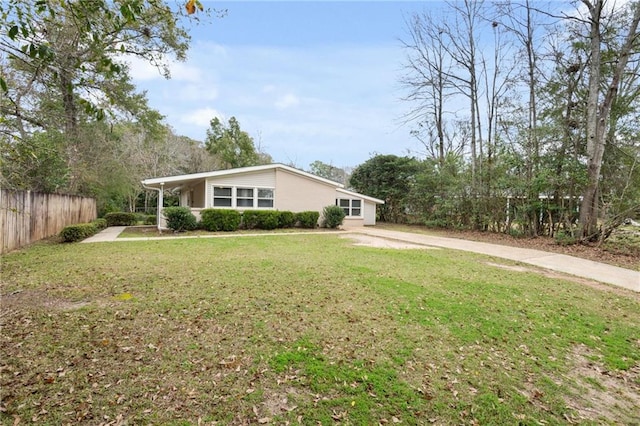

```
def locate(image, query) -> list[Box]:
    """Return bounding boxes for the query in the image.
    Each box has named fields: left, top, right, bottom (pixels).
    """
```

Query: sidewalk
left=349, top=227, right=639, bottom=293
left=83, top=226, right=639, bottom=292
left=81, top=226, right=127, bottom=243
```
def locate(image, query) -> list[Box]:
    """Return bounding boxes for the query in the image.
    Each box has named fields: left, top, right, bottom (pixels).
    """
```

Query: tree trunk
left=579, top=0, right=640, bottom=239
left=59, top=69, right=81, bottom=193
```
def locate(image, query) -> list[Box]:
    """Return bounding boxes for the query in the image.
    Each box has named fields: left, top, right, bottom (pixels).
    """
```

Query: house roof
left=336, top=188, right=384, bottom=204
left=141, top=163, right=384, bottom=204
left=141, top=163, right=344, bottom=189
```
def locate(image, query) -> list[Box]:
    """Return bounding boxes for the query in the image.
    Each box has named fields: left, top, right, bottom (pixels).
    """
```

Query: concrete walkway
left=81, top=226, right=127, bottom=243
left=83, top=226, right=639, bottom=292
left=349, top=227, right=639, bottom=293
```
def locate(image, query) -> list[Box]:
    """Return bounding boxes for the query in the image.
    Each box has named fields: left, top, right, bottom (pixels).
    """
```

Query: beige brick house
left=141, top=164, right=383, bottom=227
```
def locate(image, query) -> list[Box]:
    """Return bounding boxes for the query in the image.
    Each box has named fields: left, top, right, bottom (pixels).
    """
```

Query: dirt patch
left=561, top=344, right=640, bottom=424
left=259, top=386, right=303, bottom=420
left=485, top=262, right=532, bottom=273
left=0, top=290, right=89, bottom=312
left=340, top=234, right=439, bottom=250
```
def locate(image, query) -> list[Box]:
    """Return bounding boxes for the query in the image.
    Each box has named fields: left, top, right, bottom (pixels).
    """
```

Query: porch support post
left=157, top=183, right=164, bottom=232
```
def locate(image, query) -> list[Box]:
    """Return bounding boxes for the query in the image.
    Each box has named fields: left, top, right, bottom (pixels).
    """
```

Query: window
left=351, top=199, right=361, bottom=216
left=236, top=188, right=254, bottom=207
left=257, top=188, right=274, bottom=208
left=213, top=187, right=232, bottom=207
left=336, top=198, right=362, bottom=217
left=339, top=199, right=350, bottom=215
left=211, top=185, right=274, bottom=209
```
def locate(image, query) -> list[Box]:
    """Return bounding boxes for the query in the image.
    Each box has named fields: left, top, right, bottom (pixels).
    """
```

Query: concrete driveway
left=347, top=227, right=639, bottom=293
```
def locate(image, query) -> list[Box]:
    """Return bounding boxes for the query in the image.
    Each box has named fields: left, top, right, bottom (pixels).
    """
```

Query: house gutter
left=141, top=181, right=164, bottom=232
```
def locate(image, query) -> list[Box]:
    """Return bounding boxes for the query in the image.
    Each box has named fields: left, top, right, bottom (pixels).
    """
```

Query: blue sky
left=129, top=1, right=444, bottom=170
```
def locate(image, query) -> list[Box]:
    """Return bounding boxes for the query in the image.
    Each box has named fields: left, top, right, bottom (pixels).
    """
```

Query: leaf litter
left=1, top=235, right=639, bottom=424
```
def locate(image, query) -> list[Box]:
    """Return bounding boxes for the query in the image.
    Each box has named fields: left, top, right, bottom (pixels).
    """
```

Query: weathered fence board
left=0, top=190, right=96, bottom=254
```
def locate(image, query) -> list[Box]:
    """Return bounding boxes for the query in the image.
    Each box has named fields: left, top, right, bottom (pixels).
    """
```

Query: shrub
left=508, top=227, right=525, bottom=238
left=92, top=218, right=108, bottom=230
left=240, top=210, right=279, bottom=230
left=423, top=219, right=448, bottom=229
left=134, top=213, right=149, bottom=224
left=144, top=215, right=157, bottom=225
left=200, top=209, right=241, bottom=232
left=278, top=211, right=296, bottom=228
left=105, top=212, right=137, bottom=226
left=241, top=210, right=261, bottom=230
left=163, top=206, right=197, bottom=232
left=555, top=229, right=577, bottom=246
left=257, top=211, right=280, bottom=230
left=322, top=205, right=346, bottom=229
left=59, top=223, right=98, bottom=242
left=296, top=211, right=320, bottom=229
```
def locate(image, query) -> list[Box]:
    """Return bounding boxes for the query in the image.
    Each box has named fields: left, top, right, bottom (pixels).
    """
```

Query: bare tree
left=400, top=11, right=455, bottom=166
left=497, top=0, right=546, bottom=186
left=481, top=17, right=517, bottom=197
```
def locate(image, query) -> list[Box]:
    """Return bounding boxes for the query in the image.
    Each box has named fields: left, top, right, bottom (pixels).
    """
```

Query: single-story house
left=141, top=163, right=384, bottom=228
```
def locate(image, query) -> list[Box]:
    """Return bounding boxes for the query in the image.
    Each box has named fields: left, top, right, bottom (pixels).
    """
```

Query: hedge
left=93, top=218, right=108, bottom=230
left=322, top=205, right=346, bottom=228
left=105, top=212, right=137, bottom=226
left=60, top=222, right=98, bottom=242
left=200, top=209, right=241, bottom=231
left=163, top=206, right=197, bottom=232
left=241, top=210, right=261, bottom=230
left=296, top=211, right=320, bottom=228
left=258, top=211, right=280, bottom=230
left=277, top=211, right=296, bottom=228
left=242, top=210, right=280, bottom=230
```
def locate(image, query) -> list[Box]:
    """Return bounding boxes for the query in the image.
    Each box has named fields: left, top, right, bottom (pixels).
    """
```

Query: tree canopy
left=349, top=155, right=421, bottom=223
left=0, top=0, right=229, bottom=214
left=204, top=117, right=264, bottom=169
left=308, top=160, right=350, bottom=184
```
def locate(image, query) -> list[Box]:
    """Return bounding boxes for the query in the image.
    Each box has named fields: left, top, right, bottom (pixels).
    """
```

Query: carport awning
left=141, top=177, right=206, bottom=191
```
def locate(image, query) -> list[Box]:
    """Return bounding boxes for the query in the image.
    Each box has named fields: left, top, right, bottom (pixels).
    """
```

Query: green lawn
left=1, top=235, right=639, bottom=425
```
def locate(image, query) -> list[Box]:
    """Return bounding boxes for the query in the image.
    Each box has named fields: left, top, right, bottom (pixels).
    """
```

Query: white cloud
left=126, top=56, right=205, bottom=83
left=168, top=62, right=203, bottom=83
left=179, top=107, right=224, bottom=127
left=193, top=42, right=229, bottom=57
left=274, top=93, right=300, bottom=109
left=127, top=57, right=164, bottom=81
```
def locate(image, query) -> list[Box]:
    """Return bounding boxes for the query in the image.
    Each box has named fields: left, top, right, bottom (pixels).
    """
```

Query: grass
left=1, top=234, right=639, bottom=425
left=117, top=226, right=337, bottom=238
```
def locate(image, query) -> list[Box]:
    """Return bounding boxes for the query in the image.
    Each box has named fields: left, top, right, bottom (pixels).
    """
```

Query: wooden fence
left=0, top=190, right=96, bottom=254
